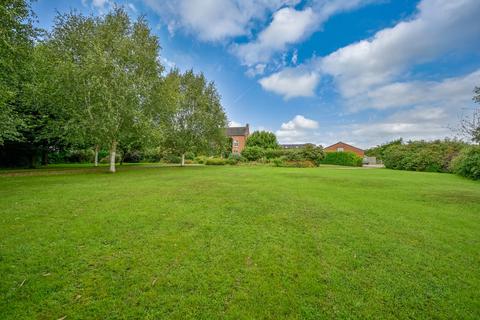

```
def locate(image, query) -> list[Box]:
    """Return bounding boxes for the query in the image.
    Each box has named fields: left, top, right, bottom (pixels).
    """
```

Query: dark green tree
left=246, top=131, right=279, bottom=149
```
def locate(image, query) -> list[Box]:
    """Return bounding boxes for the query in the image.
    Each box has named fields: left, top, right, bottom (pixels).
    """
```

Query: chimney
left=245, top=123, right=250, bottom=135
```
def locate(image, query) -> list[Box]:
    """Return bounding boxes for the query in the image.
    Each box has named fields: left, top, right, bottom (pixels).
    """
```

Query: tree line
left=0, top=1, right=227, bottom=172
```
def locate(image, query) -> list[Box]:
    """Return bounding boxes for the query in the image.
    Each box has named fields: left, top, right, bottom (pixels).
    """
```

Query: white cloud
left=228, top=120, right=242, bottom=127
left=245, top=63, right=266, bottom=77
left=234, top=7, right=316, bottom=66
left=142, top=0, right=300, bottom=42
left=276, top=115, right=320, bottom=143
left=291, top=49, right=298, bottom=65
left=234, top=0, right=373, bottom=66
left=281, top=115, right=319, bottom=130
left=319, top=0, right=480, bottom=97
left=259, top=67, right=319, bottom=99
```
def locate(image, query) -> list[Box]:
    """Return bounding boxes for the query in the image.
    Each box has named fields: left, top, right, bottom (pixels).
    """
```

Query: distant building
left=280, top=143, right=315, bottom=149
left=225, top=124, right=249, bottom=154
left=324, top=141, right=364, bottom=157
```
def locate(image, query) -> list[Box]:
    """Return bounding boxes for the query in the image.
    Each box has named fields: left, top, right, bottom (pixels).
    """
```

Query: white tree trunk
left=109, top=141, right=117, bottom=173
left=181, top=153, right=185, bottom=166
left=94, top=145, right=99, bottom=167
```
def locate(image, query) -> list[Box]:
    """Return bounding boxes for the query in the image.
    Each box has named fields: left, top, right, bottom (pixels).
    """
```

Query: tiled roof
left=225, top=126, right=249, bottom=136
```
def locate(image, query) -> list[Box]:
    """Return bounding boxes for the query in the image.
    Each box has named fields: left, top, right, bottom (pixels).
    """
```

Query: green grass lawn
left=1, top=165, right=479, bottom=319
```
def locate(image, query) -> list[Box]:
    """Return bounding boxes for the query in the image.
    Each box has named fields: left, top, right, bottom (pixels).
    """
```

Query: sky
left=32, top=0, right=480, bottom=148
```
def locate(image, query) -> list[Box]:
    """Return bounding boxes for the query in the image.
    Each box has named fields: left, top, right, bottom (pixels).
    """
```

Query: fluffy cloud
left=259, top=67, right=319, bottom=99
left=320, top=0, right=480, bottom=97
left=261, top=0, right=480, bottom=100
left=142, top=0, right=299, bottom=41
left=234, top=7, right=316, bottom=66
left=234, top=0, right=373, bottom=67
left=281, top=115, right=319, bottom=130
left=276, top=115, right=320, bottom=143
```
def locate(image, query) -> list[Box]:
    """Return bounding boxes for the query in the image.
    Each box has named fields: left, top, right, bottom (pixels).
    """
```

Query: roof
left=280, top=143, right=315, bottom=149
left=324, top=141, right=364, bottom=151
left=225, top=126, right=249, bottom=136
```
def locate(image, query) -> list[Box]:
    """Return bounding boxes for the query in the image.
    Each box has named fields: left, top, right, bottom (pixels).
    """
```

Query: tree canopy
left=246, top=131, right=279, bottom=149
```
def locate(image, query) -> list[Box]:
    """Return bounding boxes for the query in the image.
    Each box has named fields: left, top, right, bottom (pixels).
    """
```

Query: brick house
left=324, top=141, right=365, bottom=157
left=225, top=124, right=249, bottom=154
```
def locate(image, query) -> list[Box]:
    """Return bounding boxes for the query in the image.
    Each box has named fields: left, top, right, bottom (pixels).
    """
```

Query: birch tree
left=162, top=69, right=227, bottom=165
left=48, top=8, right=163, bottom=172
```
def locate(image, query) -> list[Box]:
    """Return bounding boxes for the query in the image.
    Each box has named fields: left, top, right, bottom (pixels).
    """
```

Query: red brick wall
left=231, top=135, right=247, bottom=154
left=325, top=142, right=364, bottom=157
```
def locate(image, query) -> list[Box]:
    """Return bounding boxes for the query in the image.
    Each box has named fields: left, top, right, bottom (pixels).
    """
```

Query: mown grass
left=0, top=165, right=479, bottom=319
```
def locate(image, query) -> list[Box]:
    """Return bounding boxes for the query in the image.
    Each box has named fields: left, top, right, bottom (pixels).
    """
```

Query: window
left=337, top=147, right=344, bottom=152
left=233, top=140, right=239, bottom=147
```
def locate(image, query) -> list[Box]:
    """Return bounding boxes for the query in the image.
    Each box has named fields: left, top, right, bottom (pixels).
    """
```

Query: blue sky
left=32, top=0, right=480, bottom=148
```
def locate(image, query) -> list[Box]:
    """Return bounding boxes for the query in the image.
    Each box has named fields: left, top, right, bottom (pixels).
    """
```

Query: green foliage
left=264, top=148, right=289, bottom=159
left=452, top=146, right=480, bottom=180
left=162, top=69, right=227, bottom=159
left=282, top=145, right=325, bottom=166
left=322, top=152, right=363, bottom=167
left=382, top=140, right=466, bottom=172
left=241, top=146, right=265, bottom=161
left=246, top=131, right=279, bottom=149
left=162, top=154, right=181, bottom=164
left=205, top=158, right=227, bottom=165
left=0, top=0, right=36, bottom=145
left=227, top=153, right=245, bottom=164
left=365, top=139, right=402, bottom=160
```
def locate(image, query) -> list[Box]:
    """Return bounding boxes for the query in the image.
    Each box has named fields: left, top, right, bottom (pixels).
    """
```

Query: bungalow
left=324, top=141, right=365, bottom=157
left=225, top=124, right=250, bottom=154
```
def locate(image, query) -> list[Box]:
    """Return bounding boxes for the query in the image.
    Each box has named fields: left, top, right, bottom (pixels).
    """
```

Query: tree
left=0, top=0, right=37, bottom=145
left=245, top=131, right=279, bottom=149
left=457, top=87, right=480, bottom=144
left=161, top=69, right=227, bottom=166
left=47, top=8, right=163, bottom=172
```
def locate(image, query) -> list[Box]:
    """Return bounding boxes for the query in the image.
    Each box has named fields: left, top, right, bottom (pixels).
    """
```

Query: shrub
left=452, top=146, right=480, bottom=180
left=162, top=154, right=181, bottom=164
left=382, top=140, right=465, bottom=172
left=322, top=152, right=362, bottom=167
left=194, top=155, right=209, bottom=164
left=264, top=148, right=288, bottom=159
left=206, top=158, right=227, bottom=165
left=142, top=148, right=162, bottom=162
left=226, top=153, right=245, bottom=165
left=242, top=146, right=265, bottom=161
left=64, top=149, right=95, bottom=163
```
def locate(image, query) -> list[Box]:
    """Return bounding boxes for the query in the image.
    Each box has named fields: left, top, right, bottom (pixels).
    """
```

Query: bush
left=162, top=154, right=181, bottom=164
left=194, top=155, right=209, bottom=164
left=242, top=146, right=265, bottom=161
left=382, top=140, right=465, bottom=172
left=272, top=157, right=316, bottom=168
left=226, top=153, right=245, bottom=165
left=206, top=158, right=227, bottom=165
left=452, top=146, right=480, bottom=180
left=322, top=152, right=362, bottom=167
left=264, top=148, right=288, bottom=159
left=64, top=149, right=95, bottom=163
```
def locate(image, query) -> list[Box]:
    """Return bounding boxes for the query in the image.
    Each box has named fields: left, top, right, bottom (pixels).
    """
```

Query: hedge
left=322, top=151, right=362, bottom=167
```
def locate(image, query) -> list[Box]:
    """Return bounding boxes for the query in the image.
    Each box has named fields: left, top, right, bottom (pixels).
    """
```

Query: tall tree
left=246, top=131, right=279, bottom=149
left=47, top=8, right=163, bottom=172
left=162, top=69, right=227, bottom=166
left=0, top=0, right=36, bottom=145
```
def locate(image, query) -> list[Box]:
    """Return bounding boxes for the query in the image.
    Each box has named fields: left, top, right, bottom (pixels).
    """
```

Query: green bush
left=264, top=148, right=288, bottom=159
left=226, top=153, right=245, bottom=165
left=452, top=146, right=480, bottom=180
left=206, top=158, right=227, bottom=165
left=382, top=140, right=465, bottom=172
left=162, top=154, right=181, bottom=164
left=322, top=151, right=362, bottom=167
left=194, top=155, right=208, bottom=164
left=242, top=146, right=265, bottom=161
